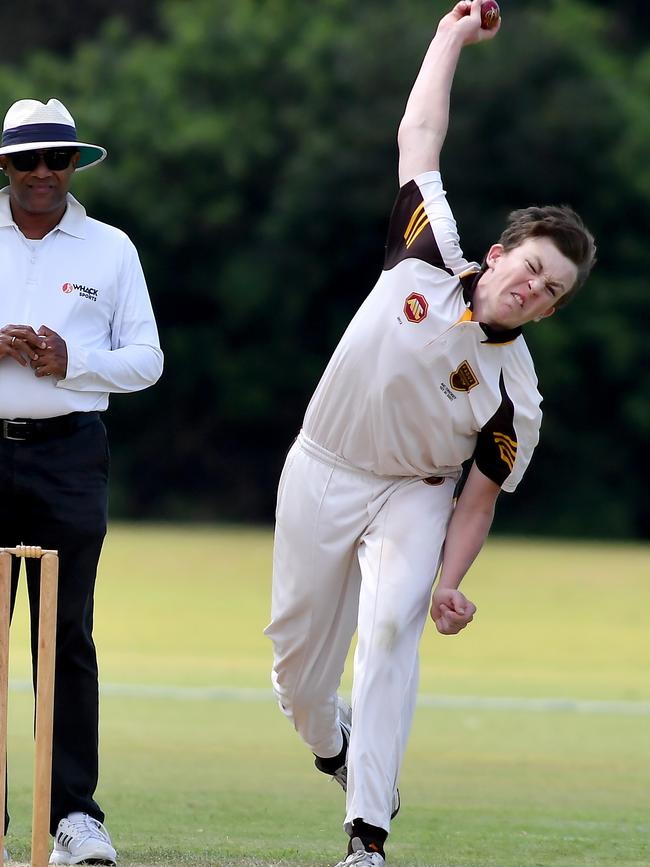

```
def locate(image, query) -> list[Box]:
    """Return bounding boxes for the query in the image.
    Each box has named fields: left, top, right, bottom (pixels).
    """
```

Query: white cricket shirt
left=0, top=189, right=163, bottom=419
left=303, top=171, right=542, bottom=492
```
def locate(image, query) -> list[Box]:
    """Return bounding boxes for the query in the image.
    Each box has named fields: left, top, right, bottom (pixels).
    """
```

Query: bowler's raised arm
left=397, top=0, right=500, bottom=187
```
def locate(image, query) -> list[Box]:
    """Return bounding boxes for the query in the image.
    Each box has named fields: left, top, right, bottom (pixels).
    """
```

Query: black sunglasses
left=8, top=149, right=77, bottom=172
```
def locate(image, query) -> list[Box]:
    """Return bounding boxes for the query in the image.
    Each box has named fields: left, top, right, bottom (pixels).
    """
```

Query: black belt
left=0, top=412, right=99, bottom=442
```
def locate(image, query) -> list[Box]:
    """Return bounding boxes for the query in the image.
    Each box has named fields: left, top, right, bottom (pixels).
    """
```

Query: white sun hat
left=0, top=98, right=106, bottom=170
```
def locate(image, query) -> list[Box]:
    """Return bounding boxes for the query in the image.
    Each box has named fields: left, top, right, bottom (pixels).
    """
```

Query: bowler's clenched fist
left=431, top=586, right=477, bottom=635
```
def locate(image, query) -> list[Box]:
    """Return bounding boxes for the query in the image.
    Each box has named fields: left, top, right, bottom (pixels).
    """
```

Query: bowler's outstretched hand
left=431, top=586, right=477, bottom=635
left=439, top=0, right=501, bottom=45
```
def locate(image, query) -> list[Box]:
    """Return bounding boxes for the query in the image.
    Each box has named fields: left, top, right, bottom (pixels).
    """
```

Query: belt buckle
left=2, top=419, right=29, bottom=441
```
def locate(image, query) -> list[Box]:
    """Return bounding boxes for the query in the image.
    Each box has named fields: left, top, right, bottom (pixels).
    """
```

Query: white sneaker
left=316, top=702, right=400, bottom=819
left=49, top=813, right=116, bottom=865
left=334, top=837, right=385, bottom=866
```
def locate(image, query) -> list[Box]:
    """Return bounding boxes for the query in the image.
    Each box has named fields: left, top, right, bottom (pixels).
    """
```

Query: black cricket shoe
left=314, top=702, right=400, bottom=819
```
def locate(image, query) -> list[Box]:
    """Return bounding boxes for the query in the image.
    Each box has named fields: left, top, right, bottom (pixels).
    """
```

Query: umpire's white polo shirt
left=0, top=189, right=163, bottom=419
left=303, top=171, right=542, bottom=493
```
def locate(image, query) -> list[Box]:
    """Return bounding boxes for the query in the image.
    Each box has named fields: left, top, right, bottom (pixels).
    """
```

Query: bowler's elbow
left=397, top=121, right=443, bottom=186
left=457, top=464, right=501, bottom=518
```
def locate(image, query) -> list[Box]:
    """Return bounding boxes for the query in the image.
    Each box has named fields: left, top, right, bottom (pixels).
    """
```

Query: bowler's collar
left=459, top=268, right=522, bottom=345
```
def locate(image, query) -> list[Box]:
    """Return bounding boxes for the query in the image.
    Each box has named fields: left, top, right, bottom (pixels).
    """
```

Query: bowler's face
left=473, top=236, right=578, bottom=329
left=0, top=148, right=80, bottom=216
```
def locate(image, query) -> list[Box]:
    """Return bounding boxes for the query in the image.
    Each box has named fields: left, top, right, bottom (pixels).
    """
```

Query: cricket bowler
left=265, top=2, right=597, bottom=865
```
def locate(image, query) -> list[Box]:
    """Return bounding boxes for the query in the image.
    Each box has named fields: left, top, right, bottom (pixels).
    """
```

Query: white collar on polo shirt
left=0, top=186, right=86, bottom=239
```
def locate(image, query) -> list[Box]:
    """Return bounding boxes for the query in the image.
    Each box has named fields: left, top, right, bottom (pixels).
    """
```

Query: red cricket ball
left=480, top=0, right=500, bottom=30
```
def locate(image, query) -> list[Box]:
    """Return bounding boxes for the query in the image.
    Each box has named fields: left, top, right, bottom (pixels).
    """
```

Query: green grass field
left=4, top=526, right=650, bottom=866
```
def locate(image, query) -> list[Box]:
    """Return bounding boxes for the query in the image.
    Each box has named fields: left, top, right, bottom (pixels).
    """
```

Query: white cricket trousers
left=265, top=432, right=456, bottom=833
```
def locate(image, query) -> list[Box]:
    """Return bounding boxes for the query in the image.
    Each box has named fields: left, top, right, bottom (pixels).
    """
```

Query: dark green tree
left=0, top=0, right=647, bottom=534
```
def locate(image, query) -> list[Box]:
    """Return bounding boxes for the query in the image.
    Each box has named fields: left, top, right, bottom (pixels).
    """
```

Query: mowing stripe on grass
left=8, top=679, right=650, bottom=715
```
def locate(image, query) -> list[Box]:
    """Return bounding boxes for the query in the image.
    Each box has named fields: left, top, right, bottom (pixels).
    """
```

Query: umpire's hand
left=2, top=324, right=68, bottom=378
left=0, top=323, right=45, bottom=366
left=29, top=325, right=68, bottom=378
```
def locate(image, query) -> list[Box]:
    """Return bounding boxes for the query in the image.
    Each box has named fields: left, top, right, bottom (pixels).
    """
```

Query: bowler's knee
left=271, top=668, right=327, bottom=721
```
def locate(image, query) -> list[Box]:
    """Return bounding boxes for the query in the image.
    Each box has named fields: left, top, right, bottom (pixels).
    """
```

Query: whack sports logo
left=61, top=282, right=99, bottom=302
left=403, top=292, right=428, bottom=323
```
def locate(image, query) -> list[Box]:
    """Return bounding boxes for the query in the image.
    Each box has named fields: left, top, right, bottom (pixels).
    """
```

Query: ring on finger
left=10, top=335, right=16, bottom=346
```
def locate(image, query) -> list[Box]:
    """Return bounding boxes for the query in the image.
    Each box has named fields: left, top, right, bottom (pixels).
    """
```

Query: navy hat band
left=2, top=122, right=77, bottom=146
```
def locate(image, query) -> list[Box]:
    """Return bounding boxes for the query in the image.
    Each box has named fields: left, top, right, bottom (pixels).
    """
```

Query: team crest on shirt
left=403, top=292, right=428, bottom=323
left=450, top=360, right=479, bottom=392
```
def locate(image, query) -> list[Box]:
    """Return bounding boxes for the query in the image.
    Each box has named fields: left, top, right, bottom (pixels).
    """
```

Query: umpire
left=0, top=98, right=163, bottom=864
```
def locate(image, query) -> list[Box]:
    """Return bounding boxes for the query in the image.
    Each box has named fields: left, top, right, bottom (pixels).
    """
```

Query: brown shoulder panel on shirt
left=384, top=180, right=453, bottom=274
left=474, top=372, right=518, bottom=487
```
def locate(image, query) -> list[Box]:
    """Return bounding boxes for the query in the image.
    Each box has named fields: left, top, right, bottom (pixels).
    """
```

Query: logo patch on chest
left=403, top=292, right=428, bottom=323
left=61, top=282, right=99, bottom=302
left=450, top=360, right=479, bottom=392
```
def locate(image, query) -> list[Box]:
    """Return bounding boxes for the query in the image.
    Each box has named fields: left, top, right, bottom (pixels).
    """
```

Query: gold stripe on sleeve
left=405, top=212, right=431, bottom=248
left=493, top=432, right=517, bottom=471
left=404, top=202, right=425, bottom=239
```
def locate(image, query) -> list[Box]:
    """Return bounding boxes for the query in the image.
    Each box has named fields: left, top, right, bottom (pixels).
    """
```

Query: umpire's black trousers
left=0, top=412, right=108, bottom=835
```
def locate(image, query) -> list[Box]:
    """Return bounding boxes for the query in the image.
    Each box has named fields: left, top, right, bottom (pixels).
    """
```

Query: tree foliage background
left=0, top=0, right=648, bottom=537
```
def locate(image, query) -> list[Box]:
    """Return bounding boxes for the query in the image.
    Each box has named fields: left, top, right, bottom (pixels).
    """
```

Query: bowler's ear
left=0, top=157, right=7, bottom=173
left=485, top=244, right=504, bottom=268
left=534, top=307, right=556, bottom=323
left=71, top=151, right=81, bottom=170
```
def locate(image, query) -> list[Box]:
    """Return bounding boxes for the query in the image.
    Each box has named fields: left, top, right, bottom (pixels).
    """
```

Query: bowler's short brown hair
left=498, top=206, right=597, bottom=308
